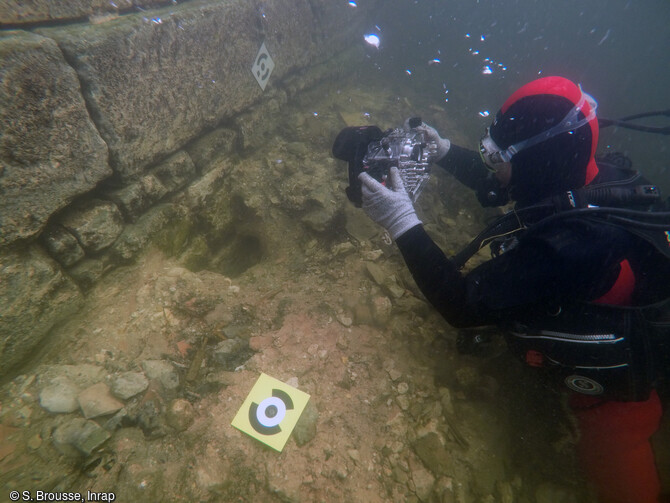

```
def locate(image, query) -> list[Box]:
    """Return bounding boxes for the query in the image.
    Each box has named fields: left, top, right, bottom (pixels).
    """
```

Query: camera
left=332, top=118, right=436, bottom=206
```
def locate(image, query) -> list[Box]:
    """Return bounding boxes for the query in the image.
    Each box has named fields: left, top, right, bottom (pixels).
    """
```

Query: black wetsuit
left=395, top=145, right=670, bottom=399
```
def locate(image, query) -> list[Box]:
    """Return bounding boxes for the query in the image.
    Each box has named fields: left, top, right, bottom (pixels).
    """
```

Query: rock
left=152, top=151, right=196, bottom=193
left=67, top=258, right=104, bottom=289
left=110, top=371, right=149, bottom=400
left=336, top=313, right=353, bottom=327
left=1, top=1, right=165, bottom=24
left=212, top=338, right=251, bottom=371
left=413, top=432, right=451, bottom=476
left=332, top=241, right=356, bottom=257
left=292, top=400, right=318, bottom=447
left=0, top=247, right=82, bottom=378
left=396, top=395, right=410, bottom=411
left=106, top=174, right=168, bottom=222
left=109, top=204, right=178, bottom=265
left=365, top=261, right=386, bottom=285
left=141, top=360, right=180, bottom=391
left=39, top=377, right=80, bottom=413
left=382, top=275, right=406, bottom=299
left=371, top=296, right=393, bottom=326
left=166, top=399, right=195, bottom=432
left=78, top=382, right=125, bottom=419
left=0, top=31, right=110, bottom=247
left=132, top=388, right=167, bottom=438
left=52, top=417, right=111, bottom=458
left=58, top=199, right=124, bottom=253
left=397, top=382, right=409, bottom=395
left=36, top=0, right=374, bottom=181
left=411, top=464, right=436, bottom=502
left=39, top=363, right=105, bottom=389
left=41, top=225, right=85, bottom=267
left=438, top=387, right=455, bottom=415
left=185, top=127, right=238, bottom=173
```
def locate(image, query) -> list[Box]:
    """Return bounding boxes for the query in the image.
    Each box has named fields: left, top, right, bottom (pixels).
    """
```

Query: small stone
left=53, top=418, right=111, bottom=458
left=387, top=368, right=402, bottom=382
left=365, top=261, right=386, bottom=285
left=413, top=432, right=451, bottom=475
left=212, top=338, right=251, bottom=371
left=110, top=371, right=149, bottom=400
left=141, top=360, right=180, bottom=390
left=372, top=296, right=392, bottom=326
left=39, top=377, right=79, bottom=413
left=411, top=465, right=436, bottom=502
left=332, top=241, right=355, bottom=257
left=396, top=395, right=410, bottom=411
left=336, top=333, right=349, bottom=350
left=292, top=400, right=317, bottom=447
left=165, top=399, right=195, bottom=432
left=397, top=382, right=409, bottom=395
left=27, top=434, right=42, bottom=450
left=336, top=313, right=353, bottom=327
left=361, top=249, right=383, bottom=261
left=347, top=449, right=360, bottom=463
left=78, top=383, right=124, bottom=419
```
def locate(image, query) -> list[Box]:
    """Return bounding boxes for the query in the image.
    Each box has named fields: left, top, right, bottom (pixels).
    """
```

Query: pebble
left=166, top=399, right=195, bottom=432
left=371, top=296, right=392, bottom=325
left=292, top=400, right=318, bottom=447
left=396, top=382, right=409, bottom=395
left=212, top=338, right=250, bottom=371
left=141, top=360, right=180, bottom=390
left=336, top=313, right=353, bottom=327
left=396, top=395, right=410, bottom=411
left=110, top=371, right=149, bottom=400
left=53, top=417, right=111, bottom=458
left=39, top=377, right=80, bottom=413
left=78, top=382, right=125, bottom=419
left=27, top=434, right=43, bottom=450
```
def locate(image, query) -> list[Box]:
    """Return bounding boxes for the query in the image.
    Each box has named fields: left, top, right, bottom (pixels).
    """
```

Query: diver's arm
left=395, top=221, right=632, bottom=328
left=436, top=144, right=489, bottom=188
left=395, top=225, right=476, bottom=327
left=436, top=145, right=509, bottom=207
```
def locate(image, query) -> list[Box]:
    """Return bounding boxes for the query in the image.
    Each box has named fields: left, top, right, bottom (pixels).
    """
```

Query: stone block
left=0, top=246, right=82, bottom=377
left=108, top=203, right=178, bottom=264
left=67, top=258, right=104, bottom=290
left=1, top=0, right=170, bottom=25
left=36, top=0, right=377, bottom=180
left=0, top=31, right=110, bottom=246
left=152, top=150, right=196, bottom=193
left=106, top=174, right=168, bottom=221
left=41, top=224, right=86, bottom=267
left=58, top=199, right=124, bottom=253
left=186, top=128, right=238, bottom=173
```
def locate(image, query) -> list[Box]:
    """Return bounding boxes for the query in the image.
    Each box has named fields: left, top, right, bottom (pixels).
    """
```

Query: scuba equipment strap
left=451, top=181, right=669, bottom=269
left=599, top=109, right=670, bottom=135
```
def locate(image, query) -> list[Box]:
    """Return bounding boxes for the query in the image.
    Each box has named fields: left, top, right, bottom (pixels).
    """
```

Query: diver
left=336, top=76, right=670, bottom=503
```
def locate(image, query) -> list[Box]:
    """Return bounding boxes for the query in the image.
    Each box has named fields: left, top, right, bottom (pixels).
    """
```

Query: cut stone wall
left=0, top=0, right=379, bottom=376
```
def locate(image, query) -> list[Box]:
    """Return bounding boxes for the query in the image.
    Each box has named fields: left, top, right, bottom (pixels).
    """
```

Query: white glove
left=358, top=167, right=422, bottom=240
left=403, top=119, right=451, bottom=163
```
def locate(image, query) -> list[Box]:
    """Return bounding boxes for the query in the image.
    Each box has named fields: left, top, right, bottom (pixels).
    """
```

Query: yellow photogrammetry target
left=231, top=373, right=311, bottom=452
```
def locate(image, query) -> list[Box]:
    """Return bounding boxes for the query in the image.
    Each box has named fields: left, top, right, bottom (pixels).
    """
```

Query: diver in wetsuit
left=352, top=76, right=670, bottom=503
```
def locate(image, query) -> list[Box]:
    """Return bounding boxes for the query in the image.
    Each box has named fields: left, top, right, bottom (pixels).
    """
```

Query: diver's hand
left=358, top=167, right=422, bottom=240
left=403, top=119, right=451, bottom=163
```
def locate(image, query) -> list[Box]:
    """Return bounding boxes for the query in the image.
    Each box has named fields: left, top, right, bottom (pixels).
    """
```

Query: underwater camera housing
left=332, top=118, right=436, bottom=206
